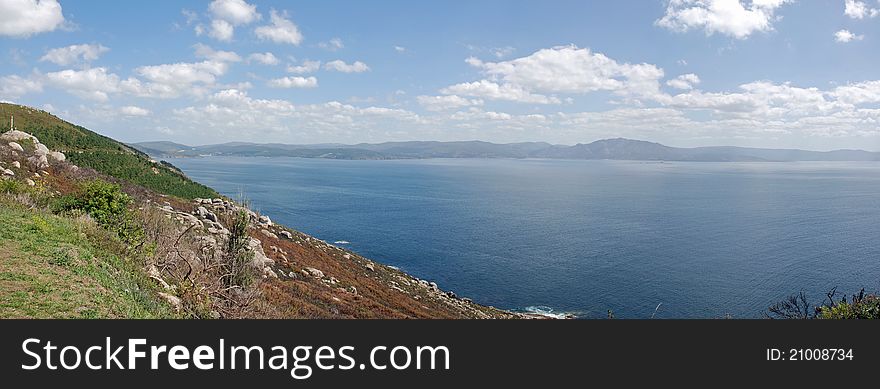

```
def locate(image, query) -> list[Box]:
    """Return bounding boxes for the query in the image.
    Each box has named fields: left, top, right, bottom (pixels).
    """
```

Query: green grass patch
left=0, top=204, right=175, bottom=318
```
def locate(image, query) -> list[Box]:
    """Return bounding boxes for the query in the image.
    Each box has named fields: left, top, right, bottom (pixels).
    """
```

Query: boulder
left=279, top=231, right=293, bottom=239
left=25, top=179, right=35, bottom=186
left=28, top=155, right=48, bottom=168
left=1, top=130, right=38, bottom=142
left=7, top=142, right=23, bottom=152
left=11, top=161, right=20, bottom=168
left=33, top=143, right=49, bottom=156
left=48, top=151, right=66, bottom=162
left=249, top=238, right=273, bottom=268
left=258, top=215, right=272, bottom=226
left=2, top=168, right=14, bottom=176
left=365, top=263, right=375, bottom=272
left=304, top=267, right=325, bottom=278
left=157, top=292, right=182, bottom=312
left=260, top=229, right=278, bottom=240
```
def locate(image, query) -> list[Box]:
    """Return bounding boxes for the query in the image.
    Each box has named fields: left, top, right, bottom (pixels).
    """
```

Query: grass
left=0, top=202, right=175, bottom=318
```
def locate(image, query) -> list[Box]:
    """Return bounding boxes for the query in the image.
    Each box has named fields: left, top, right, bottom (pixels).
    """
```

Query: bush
left=54, top=180, right=143, bottom=245
left=0, top=179, right=26, bottom=194
left=223, top=209, right=255, bottom=289
left=818, top=293, right=880, bottom=320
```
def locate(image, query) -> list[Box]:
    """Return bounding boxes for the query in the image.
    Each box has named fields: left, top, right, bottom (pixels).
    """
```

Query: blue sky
left=2, top=0, right=880, bottom=150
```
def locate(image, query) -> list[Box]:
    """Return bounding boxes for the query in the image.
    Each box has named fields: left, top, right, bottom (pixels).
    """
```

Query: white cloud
left=208, top=0, right=260, bottom=25
left=208, top=19, right=234, bottom=42
left=0, top=74, right=43, bottom=99
left=120, top=106, right=151, bottom=116
left=456, top=46, right=665, bottom=101
left=0, top=0, right=66, bottom=37
left=667, top=73, right=702, bottom=90
left=656, top=0, right=794, bottom=39
left=124, top=60, right=229, bottom=98
left=255, top=9, right=303, bottom=45
left=844, top=0, right=879, bottom=19
left=324, top=60, right=371, bottom=73
left=44, top=68, right=121, bottom=101
left=170, top=89, right=422, bottom=142
left=835, top=29, right=864, bottom=43
left=394, top=46, right=407, bottom=52
left=440, top=80, right=560, bottom=104
left=40, top=44, right=109, bottom=66
left=318, top=38, right=344, bottom=51
left=247, top=52, right=279, bottom=65
left=194, top=43, right=242, bottom=62
left=286, top=60, right=321, bottom=74
left=492, top=46, right=516, bottom=58
left=417, top=95, right=484, bottom=111
left=267, top=76, right=318, bottom=88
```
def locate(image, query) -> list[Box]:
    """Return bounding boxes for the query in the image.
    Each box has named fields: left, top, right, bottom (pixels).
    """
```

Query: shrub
left=0, top=179, right=26, bottom=194
left=54, top=180, right=143, bottom=245
left=223, top=209, right=255, bottom=289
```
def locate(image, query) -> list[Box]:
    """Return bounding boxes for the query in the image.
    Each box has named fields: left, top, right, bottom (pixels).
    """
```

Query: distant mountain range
left=130, top=138, right=880, bottom=162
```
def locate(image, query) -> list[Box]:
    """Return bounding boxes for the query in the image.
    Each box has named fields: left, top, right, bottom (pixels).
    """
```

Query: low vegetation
left=767, top=288, right=880, bottom=320
left=0, top=103, right=217, bottom=200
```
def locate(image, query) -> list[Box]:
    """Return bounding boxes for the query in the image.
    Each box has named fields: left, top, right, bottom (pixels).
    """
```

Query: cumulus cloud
left=255, top=9, right=303, bottom=45
left=44, top=67, right=121, bottom=101
left=0, top=74, right=43, bottom=99
left=834, top=29, right=864, bottom=43
left=122, top=60, right=230, bottom=98
left=394, top=46, right=407, bottom=52
left=656, top=0, right=794, bottom=39
left=193, top=43, right=242, bottom=62
left=267, top=76, right=318, bottom=88
left=417, top=95, right=484, bottom=111
left=444, top=46, right=664, bottom=104
left=170, top=89, right=422, bottom=142
left=667, top=73, right=702, bottom=90
left=39, top=43, right=109, bottom=66
left=120, top=106, right=151, bottom=116
left=441, top=80, right=560, bottom=104
left=286, top=60, right=321, bottom=74
left=844, top=0, right=879, bottom=19
left=324, top=60, right=370, bottom=73
left=199, top=0, right=260, bottom=41
left=208, top=0, right=260, bottom=25
left=0, top=0, right=66, bottom=37
left=247, top=52, right=279, bottom=65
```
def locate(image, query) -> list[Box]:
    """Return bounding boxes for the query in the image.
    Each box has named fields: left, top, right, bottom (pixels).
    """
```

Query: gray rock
left=33, top=143, right=49, bottom=156
left=11, top=161, right=20, bottom=168
left=260, top=229, right=278, bottom=240
left=2, top=168, right=14, bottom=176
left=304, top=267, right=325, bottom=278
left=157, top=292, right=182, bottom=312
left=258, top=215, right=272, bottom=226
left=249, top=238, right=273, bottom=268
left=7, top=142, right=23, bottom=152
left=48, top=151, right=65, bottom=162
left=1, top=130, right=38, bottom=142
left=279, top=230, right=293, bottom=239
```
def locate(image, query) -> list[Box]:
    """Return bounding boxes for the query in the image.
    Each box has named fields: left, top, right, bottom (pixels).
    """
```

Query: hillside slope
left=0, top=104, right=217, bottom=199
left=0, top=103, right=519, bottom=319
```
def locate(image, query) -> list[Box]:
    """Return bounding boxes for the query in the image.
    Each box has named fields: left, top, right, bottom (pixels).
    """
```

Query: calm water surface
left=171, top=157, right=880, bottom=318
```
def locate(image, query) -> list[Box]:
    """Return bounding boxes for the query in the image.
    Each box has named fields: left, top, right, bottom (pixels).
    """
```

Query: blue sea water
left=170, top=157, right=880, bottom=318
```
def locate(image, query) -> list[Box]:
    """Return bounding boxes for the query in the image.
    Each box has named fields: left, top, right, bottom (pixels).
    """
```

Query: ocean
left=170, top=157, right=880, bottom=318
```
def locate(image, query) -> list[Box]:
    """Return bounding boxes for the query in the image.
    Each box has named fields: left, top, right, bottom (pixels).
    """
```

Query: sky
left=1, top=0, right=880, bottom=150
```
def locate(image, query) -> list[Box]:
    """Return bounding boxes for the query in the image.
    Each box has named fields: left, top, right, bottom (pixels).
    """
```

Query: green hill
left=0, top=103, right=217, bottom=200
